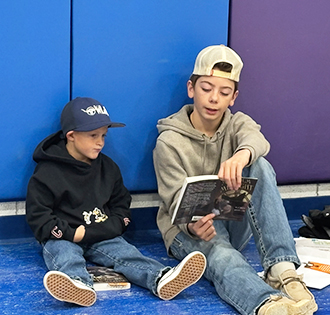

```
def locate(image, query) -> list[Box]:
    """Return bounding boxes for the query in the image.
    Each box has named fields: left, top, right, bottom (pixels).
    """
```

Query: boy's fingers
left=203, top=225, right=217, bottom=241
left=196, top=225, right=216, bottom=241
left=188, top=213, right=216, bottom=238
left=197, top=213, right=215, bottom=226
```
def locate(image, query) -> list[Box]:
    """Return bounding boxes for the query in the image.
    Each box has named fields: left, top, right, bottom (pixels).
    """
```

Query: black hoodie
left=26, top=131, right=132, bottom=244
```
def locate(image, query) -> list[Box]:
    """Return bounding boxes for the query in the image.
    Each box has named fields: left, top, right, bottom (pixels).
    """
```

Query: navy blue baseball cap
left=61, top=97, right=125, bottom=136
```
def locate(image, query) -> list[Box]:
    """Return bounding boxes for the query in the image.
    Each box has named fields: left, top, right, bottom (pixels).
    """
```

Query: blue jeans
left=43, top=235, right=169, bottom=296
left=169, top=157, right=300, bottom=315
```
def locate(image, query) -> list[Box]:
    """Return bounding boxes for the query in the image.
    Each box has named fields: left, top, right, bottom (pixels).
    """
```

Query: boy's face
left=66, top=125, right=108, bottom=164
left=187, top=75, right=238, bottom=127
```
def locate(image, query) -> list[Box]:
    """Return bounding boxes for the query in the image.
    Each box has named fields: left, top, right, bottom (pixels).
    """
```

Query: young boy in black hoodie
left=26, top=97, right=206, bottom=307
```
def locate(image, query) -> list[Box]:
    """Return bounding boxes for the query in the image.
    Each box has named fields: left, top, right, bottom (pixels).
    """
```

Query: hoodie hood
left=156, top=105, right=232, bottom=141
left=156, top=105, right=234, bottom=174
left=33, top=131, right=90, bottom=168
left=157, top=105, right=203, bottom=140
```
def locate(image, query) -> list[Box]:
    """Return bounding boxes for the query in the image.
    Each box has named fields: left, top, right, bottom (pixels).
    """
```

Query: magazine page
left=172, top=176, right=257, bottom=225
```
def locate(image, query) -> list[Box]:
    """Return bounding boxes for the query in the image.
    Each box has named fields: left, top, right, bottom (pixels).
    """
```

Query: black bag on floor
left=309, top=205, right=330, bottom=228
left=298, top=205, right=330, bottom=240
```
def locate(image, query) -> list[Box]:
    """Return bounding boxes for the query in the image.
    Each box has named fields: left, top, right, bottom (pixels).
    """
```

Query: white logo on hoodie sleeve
left=51, top=226, right=63, bottom=239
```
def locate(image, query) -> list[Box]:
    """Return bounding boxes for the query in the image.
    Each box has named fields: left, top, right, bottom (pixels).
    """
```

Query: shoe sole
left=283, top=285, right=318, bottom=313
left=262, top=298, right=312, bottom=315
left=301, top=299, right=318, bottom=314
left=158, top=252, right=206, bottom=300
left=43, top=271, right=96, bottom=307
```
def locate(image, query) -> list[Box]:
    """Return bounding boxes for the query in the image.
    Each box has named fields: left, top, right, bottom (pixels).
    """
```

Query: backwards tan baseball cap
left=192, top=44, right=243, bottom=82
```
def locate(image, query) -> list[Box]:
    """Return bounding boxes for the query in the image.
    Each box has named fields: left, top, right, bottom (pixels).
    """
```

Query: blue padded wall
left=0, top=0, right=229, bottom=200
left=71, top=0, right=229, bottom=191
left=0, top=1, right=70, bottom=200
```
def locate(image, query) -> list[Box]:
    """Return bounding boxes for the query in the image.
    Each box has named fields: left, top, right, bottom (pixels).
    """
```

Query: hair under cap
left=192, top=44, right=243, bottom=82
left=61, top=97, right=125, bottom=136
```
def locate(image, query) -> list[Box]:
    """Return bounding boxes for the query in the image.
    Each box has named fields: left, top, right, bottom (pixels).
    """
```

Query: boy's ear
left=66, top=130, right=75, bottom=142
left=187, top=80, right=195, bottom=99
left=229, top=90, right=239, bottom=107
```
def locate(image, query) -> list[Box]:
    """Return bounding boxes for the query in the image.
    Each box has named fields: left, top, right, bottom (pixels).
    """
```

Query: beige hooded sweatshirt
left=153, top=104, right=270, bottom=253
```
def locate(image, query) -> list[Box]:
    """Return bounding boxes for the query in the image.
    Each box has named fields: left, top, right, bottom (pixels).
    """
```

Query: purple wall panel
left=229, top=1, right=330, bottom=184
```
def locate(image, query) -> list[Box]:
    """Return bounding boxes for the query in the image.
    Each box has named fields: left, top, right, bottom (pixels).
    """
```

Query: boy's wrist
left=236, top=148, right=251, bottom=165
left=187, top=223, right=195, bottom=236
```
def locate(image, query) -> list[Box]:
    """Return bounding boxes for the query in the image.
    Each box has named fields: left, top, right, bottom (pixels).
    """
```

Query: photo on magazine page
left=172, top=175, right=257, bottom=225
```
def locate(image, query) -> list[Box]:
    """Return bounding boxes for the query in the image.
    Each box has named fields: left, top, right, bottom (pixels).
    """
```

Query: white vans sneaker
left=157, top=251, right=206, bottom=300
left=43, top=270, right=96, bottom=307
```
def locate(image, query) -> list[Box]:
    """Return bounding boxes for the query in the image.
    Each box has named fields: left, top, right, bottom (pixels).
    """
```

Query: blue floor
left=0, top=220, right=329, bottom=315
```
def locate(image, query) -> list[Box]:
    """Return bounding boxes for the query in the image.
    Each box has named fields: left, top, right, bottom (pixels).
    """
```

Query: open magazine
left=171, top=175, right=257, bottom=225
left=87, top=266, right=131, bottom=291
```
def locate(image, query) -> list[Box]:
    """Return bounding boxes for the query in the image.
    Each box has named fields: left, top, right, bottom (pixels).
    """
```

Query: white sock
left=270, top=262, right=295, bottom=278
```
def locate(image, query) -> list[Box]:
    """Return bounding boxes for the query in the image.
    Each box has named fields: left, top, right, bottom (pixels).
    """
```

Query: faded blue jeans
left=169, top=157, right=300, bottom=315
left=43, top=236, right=169, bottom=295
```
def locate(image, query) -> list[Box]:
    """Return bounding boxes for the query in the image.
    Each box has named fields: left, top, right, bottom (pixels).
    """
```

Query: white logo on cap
left=81, top=105, right=109, bottom=116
